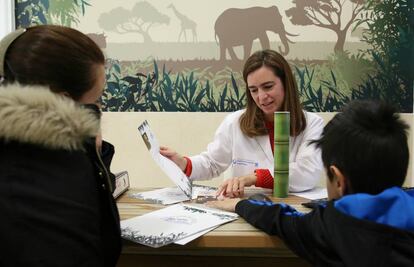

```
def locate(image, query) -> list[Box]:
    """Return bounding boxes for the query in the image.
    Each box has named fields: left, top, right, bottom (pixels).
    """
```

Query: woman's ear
left=329, top=166, right=347, bottom=197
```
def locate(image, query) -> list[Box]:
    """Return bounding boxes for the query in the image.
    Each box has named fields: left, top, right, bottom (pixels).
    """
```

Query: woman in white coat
left=161, top=49, right=324, bottom=197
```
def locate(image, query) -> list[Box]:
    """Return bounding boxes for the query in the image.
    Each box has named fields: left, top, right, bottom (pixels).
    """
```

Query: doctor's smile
left=247, top=66, right=285, bottom=121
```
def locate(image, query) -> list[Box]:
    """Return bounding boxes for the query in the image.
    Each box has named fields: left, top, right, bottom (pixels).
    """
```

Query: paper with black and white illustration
left=130, top=184, right=218, bottom=205
left=121, top=203, right=238, bottom=248
left=138, top=120, right=192, bottom=198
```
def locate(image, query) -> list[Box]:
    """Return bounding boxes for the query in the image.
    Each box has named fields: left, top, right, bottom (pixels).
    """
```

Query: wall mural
left=15, top=0, right=414, bottom=112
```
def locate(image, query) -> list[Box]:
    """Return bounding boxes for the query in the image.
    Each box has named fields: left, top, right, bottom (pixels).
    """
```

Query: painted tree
left=286, top=0, right=365, bottom=52
left=98, top=1, right=169, bottom=43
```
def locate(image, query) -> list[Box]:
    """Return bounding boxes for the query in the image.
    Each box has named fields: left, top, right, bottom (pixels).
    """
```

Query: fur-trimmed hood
left=0, top=84, right=100, bottom=151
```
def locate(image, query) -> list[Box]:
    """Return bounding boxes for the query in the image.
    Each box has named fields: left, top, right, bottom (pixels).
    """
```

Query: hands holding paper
left=157, top=144, right=256, bottom=213
left=159, top=145, right=259, bottom=199
left=159, top=146, right=187, bottom=172
left=139, top=121, right=192, bottom=198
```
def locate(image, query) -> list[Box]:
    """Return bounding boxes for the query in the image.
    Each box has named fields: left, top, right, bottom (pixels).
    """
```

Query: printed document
left=121, top=204, right=238, bottom=248
left=138, top=120, right=192, bottom=198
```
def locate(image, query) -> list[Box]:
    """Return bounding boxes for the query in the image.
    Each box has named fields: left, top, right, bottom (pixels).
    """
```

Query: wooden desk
left=116, top=189, right=312, bottom=267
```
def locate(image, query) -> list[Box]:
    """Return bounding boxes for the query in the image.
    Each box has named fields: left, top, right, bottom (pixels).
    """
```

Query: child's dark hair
left=311, top=100, right=409, bottom=195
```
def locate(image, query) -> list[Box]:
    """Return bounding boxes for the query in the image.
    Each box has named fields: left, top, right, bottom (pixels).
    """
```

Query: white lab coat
left=190, top=110, right=324, bottom=192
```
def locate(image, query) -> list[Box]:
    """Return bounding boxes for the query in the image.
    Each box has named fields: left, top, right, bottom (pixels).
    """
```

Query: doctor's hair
left=311, top=100, right=409, bottom=195
left=1, top=25, right=104, bottom=101
left=240, top=49, right=306, bottom=137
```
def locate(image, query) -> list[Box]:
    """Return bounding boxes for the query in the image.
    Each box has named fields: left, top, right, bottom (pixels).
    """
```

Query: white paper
left=192, top=185, right=272, bottom=199
left=130, top=187, right=189, bottom=205
left=121, top=204, right=238, bottom=248
left=174, top=226, right=217, bottom=245
left=191, top=184, right=217, bottom=198
left=291, top=187, right=327, bottom=200
left=138, top=120, right=192, bottom=198
left=130, top=185, right=219, bottom=205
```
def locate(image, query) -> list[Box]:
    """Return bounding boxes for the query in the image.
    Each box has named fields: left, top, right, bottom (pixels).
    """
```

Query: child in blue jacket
left=210, top=100, right=414, bottom=267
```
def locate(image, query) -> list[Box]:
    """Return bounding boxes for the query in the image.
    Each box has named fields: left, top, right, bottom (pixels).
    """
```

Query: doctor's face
left=247, top=66, right=285, bottom=121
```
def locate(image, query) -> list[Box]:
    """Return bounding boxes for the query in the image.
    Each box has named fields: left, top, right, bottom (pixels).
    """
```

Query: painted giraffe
left=167, top=4, right=198, bottom=42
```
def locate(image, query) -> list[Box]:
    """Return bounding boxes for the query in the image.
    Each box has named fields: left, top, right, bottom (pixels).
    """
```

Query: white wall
left=101, top=112, right=228, bottom=189
left=102, top=112, right=413, bottom=189
left=0, top=0, right=15, bottom=39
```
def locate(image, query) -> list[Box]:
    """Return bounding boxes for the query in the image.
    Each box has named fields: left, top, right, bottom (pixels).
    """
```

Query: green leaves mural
left=16, top=0, right=49, bottom=26
left=16, top=0, right=90, bottom=27
left=354, top=0, right=414, bottom=112
left=103, top=59, right=246, bottom=112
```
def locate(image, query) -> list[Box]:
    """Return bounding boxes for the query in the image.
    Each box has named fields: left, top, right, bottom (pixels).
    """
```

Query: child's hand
left=206, top=198, right=241, bottom=212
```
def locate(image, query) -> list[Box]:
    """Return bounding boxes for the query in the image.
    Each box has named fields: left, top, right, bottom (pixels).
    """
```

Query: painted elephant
left=214, top=6, right=295, bottom=61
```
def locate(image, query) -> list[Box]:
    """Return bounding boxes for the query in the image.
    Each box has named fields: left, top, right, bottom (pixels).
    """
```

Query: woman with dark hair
left=0, top=25, right=121, bottom=266
left=161, top=50, right=324, bottom=197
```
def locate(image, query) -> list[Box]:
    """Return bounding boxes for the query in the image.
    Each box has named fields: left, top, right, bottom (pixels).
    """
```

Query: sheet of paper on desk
left=173, top=203, right=232, bottom=245
left=121, top=204, right=238, bottom=248
left=191, top=184, right=217, bottom=198
left=130, top=184, right=218, bottom=205
left=130, top=187, right=189, bottom=205
left=291, top=187, right=327, bottom=200
left=174, top=226, right=217, bottom=245
left=138, top=120, right=192, bottom=199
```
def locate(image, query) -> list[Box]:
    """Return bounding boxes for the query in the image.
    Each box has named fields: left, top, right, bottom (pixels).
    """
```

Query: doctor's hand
left=159, top=146, right=187, bottom=172
left=216, top=173, right=257, bottom=198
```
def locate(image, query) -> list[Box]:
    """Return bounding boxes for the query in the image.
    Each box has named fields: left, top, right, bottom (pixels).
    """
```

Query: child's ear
left=329, top=166, right=347, bottom=197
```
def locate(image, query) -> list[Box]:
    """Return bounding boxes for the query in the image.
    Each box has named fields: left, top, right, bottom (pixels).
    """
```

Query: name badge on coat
left=231, top=158, right=259, bottom=177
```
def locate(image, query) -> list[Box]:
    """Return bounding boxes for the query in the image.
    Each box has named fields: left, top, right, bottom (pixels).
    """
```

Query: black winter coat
left=0, top=85, right=121, bottom=266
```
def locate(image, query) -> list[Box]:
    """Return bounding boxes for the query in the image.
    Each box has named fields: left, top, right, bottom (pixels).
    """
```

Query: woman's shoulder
left=215, top=109, right=246, bottom=132
left=302, top=111, right=325, bottom=134
left=303, top=111, right=324, bottom=124
left=222, top=109, right=245, bottom=123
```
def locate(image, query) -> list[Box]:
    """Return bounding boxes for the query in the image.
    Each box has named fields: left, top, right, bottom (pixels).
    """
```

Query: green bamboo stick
left=274, top=111, right=290, bottom=198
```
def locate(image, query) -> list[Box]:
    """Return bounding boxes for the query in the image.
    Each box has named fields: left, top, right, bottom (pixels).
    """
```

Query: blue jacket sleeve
left=235, top=199, right=326, bottom=264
